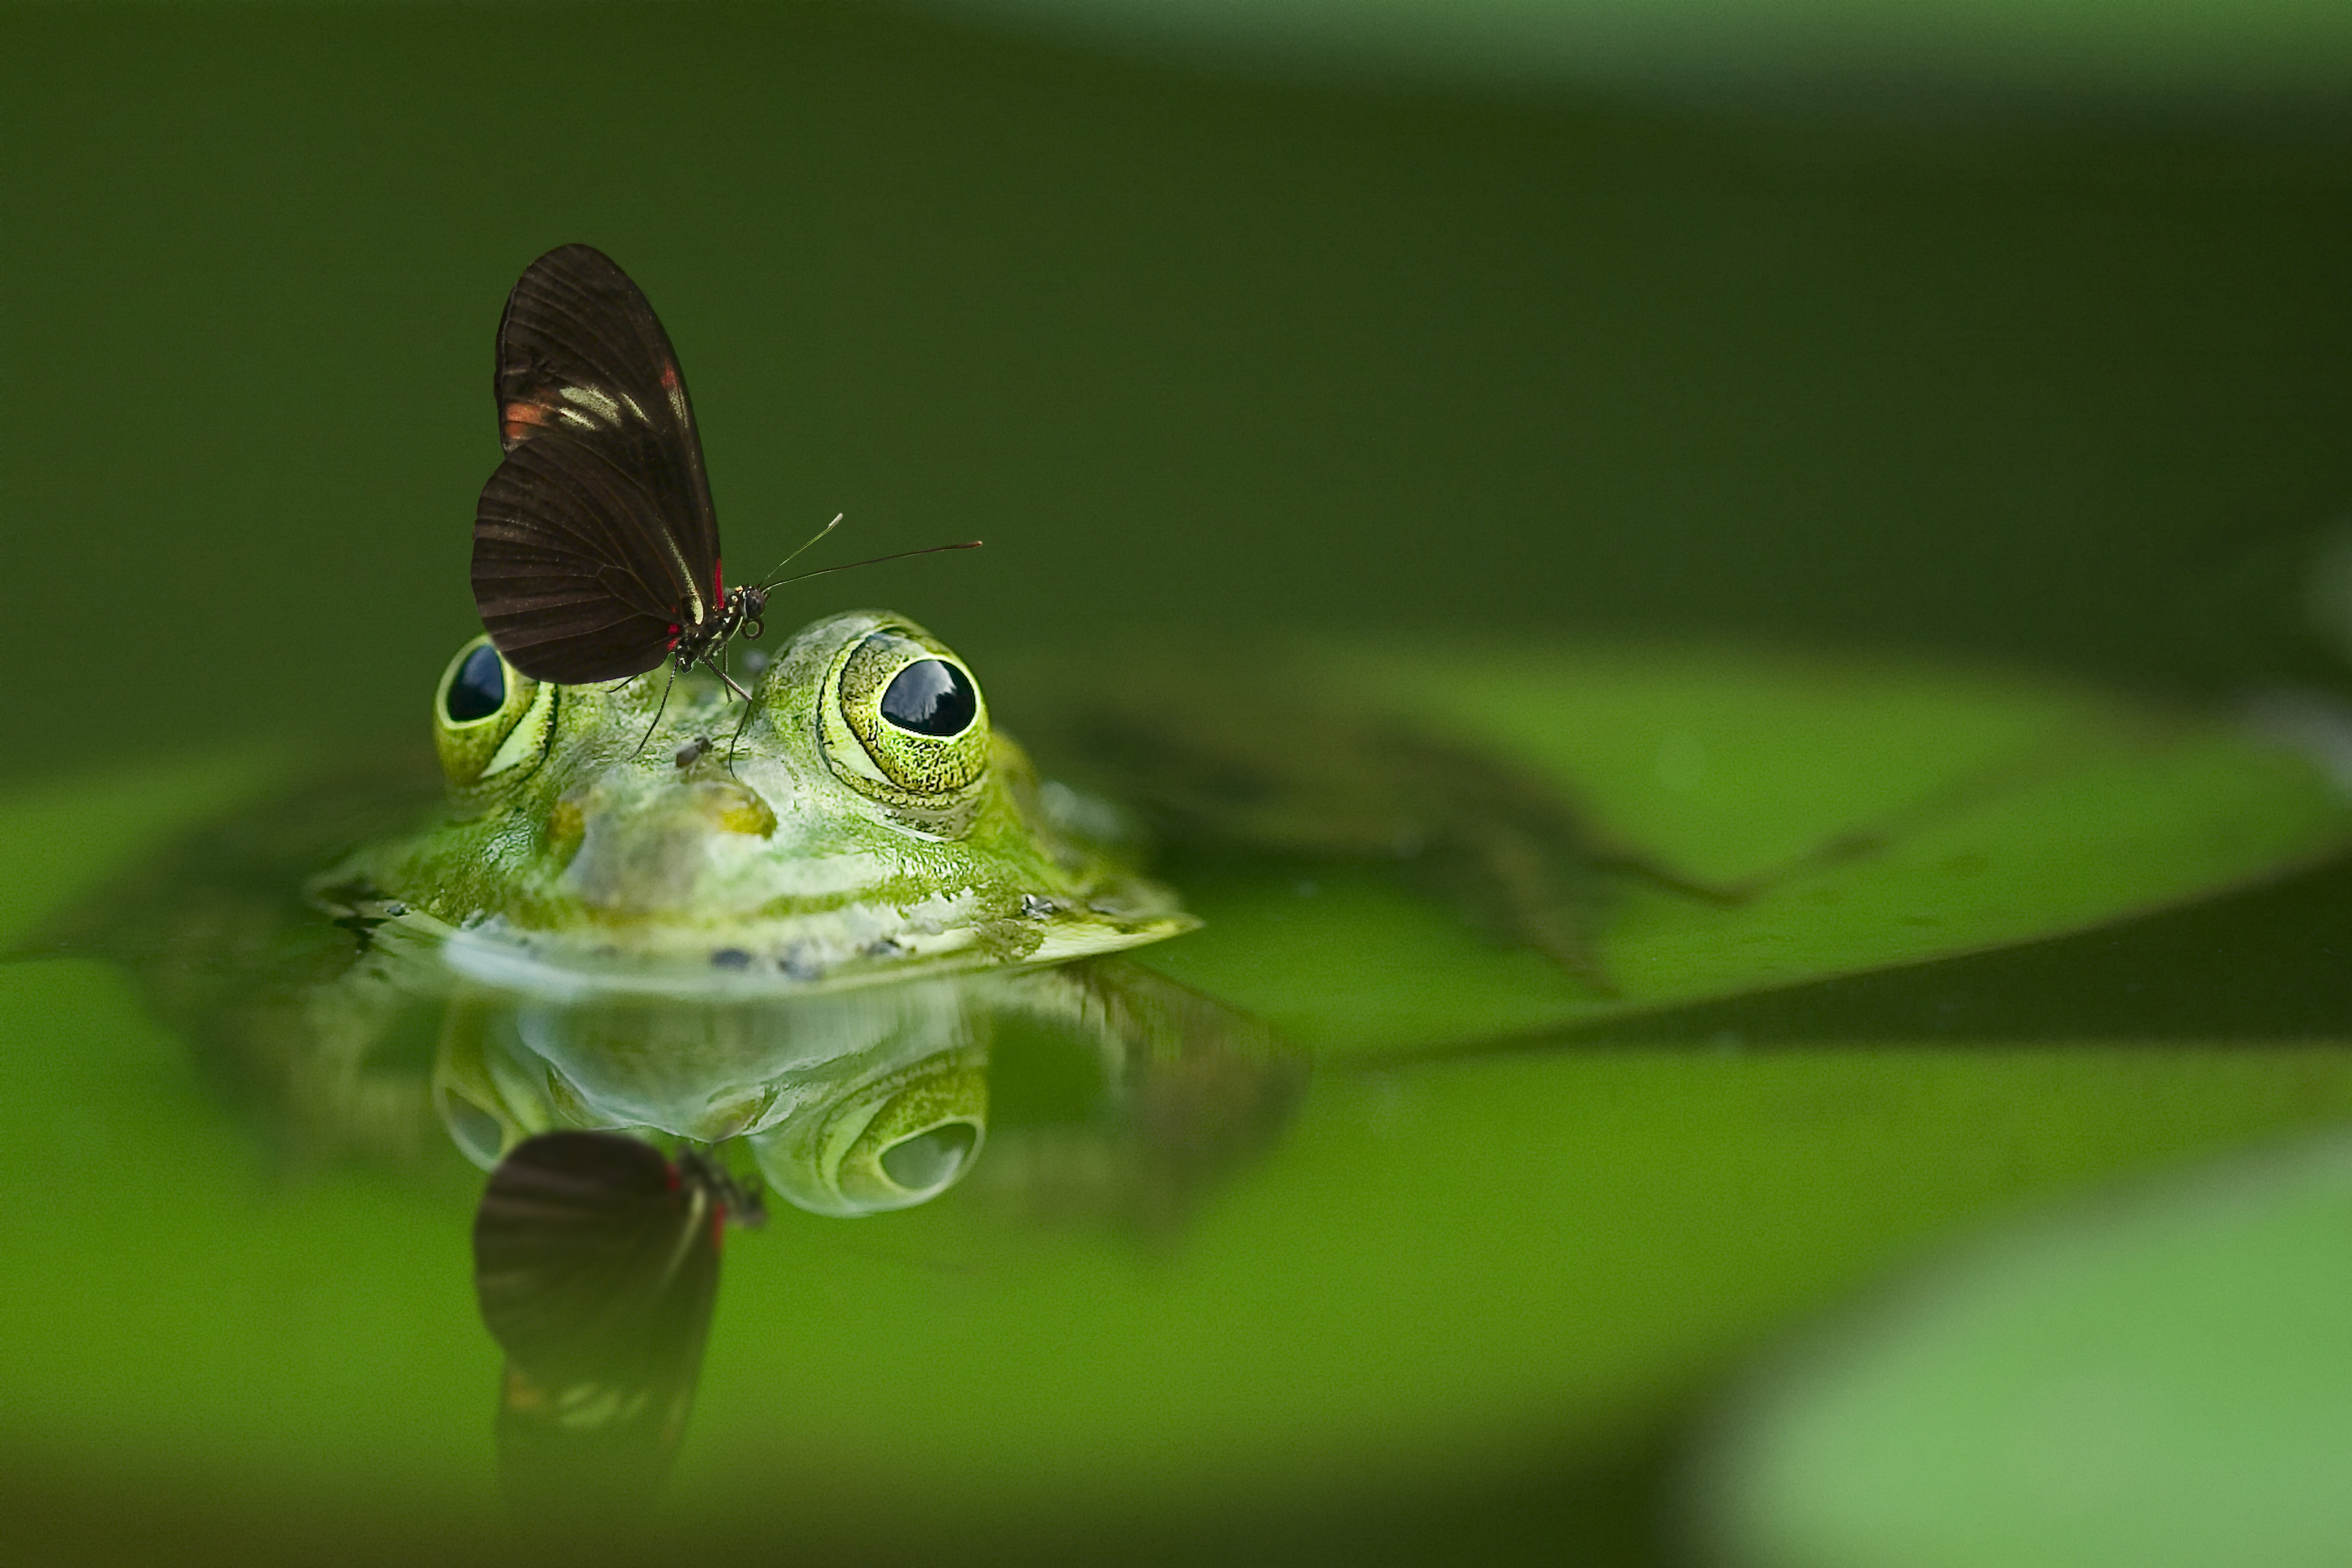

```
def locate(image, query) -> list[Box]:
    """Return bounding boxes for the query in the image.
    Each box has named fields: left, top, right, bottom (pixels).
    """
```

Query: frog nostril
left=878, top=1122, right=978, bottom=1192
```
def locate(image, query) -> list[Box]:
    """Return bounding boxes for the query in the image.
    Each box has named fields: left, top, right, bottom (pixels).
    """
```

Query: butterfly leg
left=721, top=679, right=762, bottom=771
left=630, top=669, right=678, bottom=758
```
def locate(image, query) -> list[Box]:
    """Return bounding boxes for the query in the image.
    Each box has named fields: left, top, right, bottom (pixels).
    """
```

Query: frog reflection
left=432, top=951, right=1297, bottom=1532
left=430, top=957, right=1288, bottom=1223
left=436, top=979, right=991, bottom=1215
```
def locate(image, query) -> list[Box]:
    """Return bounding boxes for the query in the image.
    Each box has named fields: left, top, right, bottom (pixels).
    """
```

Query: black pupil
left=879, top=659, right=975, bottom=737
left=446, top=643, right=507, bottom=723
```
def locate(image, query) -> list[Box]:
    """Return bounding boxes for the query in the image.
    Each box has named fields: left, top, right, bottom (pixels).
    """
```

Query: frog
left=353, top=607, right=1195, bottom=997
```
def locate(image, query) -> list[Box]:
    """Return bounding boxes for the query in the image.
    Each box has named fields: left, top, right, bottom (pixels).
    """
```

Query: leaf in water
left=667, top=1045, right=2352, bottom=1542
left=4, top=957, right=2352, bottom=1545
left=1696, top=1129, right=2352, bottom=1568
left=1145, top=644, right=2352, bottom=1055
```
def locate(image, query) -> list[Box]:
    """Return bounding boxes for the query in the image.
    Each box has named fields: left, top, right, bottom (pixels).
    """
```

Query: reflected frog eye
left=879, top=1121, right=978, bottom=1190
left=822, top=627, right=991, bottom=824
left=749, top=1048, right=989, bottom=1217
left=433, top=634, right=554, bottom=790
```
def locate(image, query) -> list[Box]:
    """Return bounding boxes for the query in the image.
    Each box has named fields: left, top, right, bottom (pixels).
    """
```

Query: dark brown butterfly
left=471, top=1130, right=764, bottom=1525
left=471, top=244, right=974, bottom=693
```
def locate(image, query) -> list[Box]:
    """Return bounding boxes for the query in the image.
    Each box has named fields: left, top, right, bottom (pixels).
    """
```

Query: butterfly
left=470, top=1129, right=764, bottom=1523
left=470, top=244, right=974, bottom=695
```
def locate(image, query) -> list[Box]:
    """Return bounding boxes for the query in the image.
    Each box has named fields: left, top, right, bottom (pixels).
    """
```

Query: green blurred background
left=10, top=3, right=2352, bottom=1565
left=11, top=0, right=2352, bottom=780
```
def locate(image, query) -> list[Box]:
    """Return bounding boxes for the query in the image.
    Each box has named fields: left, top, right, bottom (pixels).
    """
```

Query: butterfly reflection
left=471, top=1130, right=764, bottom=1530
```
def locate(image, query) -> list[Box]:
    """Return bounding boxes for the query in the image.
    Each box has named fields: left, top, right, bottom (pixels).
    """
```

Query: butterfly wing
left=472, top=244, right=723, bottom=684
left=472, top=1131, right=730, bottom=1521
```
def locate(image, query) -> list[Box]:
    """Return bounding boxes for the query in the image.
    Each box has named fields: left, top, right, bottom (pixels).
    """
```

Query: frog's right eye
left=433, top=634, right=554, bottom=789
left=443, top=643, right=505, bottom=723
left=817, top=623, right=993, bottom=834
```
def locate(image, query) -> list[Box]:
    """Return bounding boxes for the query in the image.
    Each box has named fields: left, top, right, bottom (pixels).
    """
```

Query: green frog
left=353, top=608, right=1194, bottom=996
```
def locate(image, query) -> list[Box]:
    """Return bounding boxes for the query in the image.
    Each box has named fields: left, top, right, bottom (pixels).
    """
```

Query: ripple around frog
left=49, top=748, right=1306, bottom=1228
left=67, top=805, right=1303, bottom=1529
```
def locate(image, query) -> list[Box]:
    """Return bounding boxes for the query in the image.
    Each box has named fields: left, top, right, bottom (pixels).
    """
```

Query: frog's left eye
left=434, top=634, right=554, bottom=789
left=821, top=627, right=991, bottom=827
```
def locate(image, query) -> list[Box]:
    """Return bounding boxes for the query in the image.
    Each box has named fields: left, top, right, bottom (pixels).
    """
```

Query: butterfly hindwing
left=472, top=1130, right=724, bottom=1378
left=475, top=435, right=697, bottom=684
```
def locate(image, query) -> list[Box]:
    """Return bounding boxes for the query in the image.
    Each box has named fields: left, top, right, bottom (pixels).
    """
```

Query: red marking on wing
left=659, top=361, right=680, bottom=391
left=501, top=400, right=553, bottom=444
left=713, top=558, right=725, bottom=604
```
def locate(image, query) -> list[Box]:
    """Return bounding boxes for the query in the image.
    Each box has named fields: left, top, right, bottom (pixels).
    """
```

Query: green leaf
left=1152, top=644, right=2352, bottom=1055
left=1700, top=1129, right=2352, bottom=1568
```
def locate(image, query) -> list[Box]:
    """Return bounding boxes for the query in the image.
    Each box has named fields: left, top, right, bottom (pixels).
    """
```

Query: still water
left=7, top=4, right=2352, bottom=1564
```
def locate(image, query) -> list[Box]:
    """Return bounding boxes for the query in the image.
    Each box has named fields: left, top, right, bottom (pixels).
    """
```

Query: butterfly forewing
left=472, top=244, right=723, bottom=684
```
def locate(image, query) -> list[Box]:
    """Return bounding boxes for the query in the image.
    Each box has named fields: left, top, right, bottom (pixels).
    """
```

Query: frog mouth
left=430, top=883, right=1197, bottom=1001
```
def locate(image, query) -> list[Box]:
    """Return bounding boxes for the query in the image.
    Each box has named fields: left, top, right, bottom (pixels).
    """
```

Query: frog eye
left=433, top=634, right=555, bottom=789
left=443, top=642, right=506, bottom=724
left=822, top=628, right=991, bottom=820
left=878, top=659, right=977, bottom=737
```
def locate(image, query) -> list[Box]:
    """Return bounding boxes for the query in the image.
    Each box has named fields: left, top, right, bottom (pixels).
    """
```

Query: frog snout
left=562, top=778, right=777, bottom=913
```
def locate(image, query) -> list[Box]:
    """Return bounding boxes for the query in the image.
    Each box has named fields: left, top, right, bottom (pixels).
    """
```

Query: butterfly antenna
left=749, top=512, right=846, bottom=588
left=764, top=539, right=983, bottom=591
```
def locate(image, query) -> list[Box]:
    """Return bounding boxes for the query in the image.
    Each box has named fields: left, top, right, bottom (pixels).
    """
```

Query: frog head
left=365, top=609, right=1193, bottom=998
